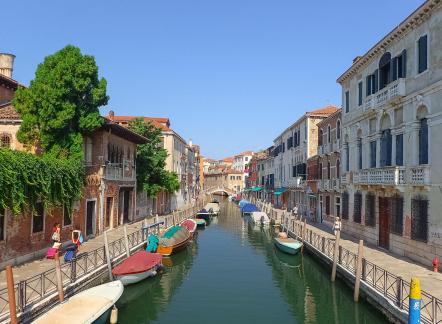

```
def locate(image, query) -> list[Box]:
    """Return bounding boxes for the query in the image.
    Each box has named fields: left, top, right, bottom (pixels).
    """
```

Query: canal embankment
left=255, top=199, right=442, bottom=324
left=0, top=198, right=208, bottom=324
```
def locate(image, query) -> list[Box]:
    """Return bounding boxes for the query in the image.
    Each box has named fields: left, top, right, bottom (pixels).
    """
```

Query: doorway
left=86, top=200, right=96, bottom=236
left=105, top=197, right=113, bottom=229
left=378, top=197, right=390, bottom=249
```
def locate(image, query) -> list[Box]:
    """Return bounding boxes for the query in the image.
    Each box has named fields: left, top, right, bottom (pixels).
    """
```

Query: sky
left=1, top=0, right=424, bottom=159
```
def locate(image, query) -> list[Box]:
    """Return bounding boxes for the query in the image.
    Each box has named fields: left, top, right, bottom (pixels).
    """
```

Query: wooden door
left=86, top=200, right=95, bottom=236
left=378, top=197, right=390, bottom=249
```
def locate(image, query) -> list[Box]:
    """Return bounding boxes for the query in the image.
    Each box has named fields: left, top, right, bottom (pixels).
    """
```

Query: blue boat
left=273, top=237, right=303, bottom=255
left=241, top=203, right=259, bottom=216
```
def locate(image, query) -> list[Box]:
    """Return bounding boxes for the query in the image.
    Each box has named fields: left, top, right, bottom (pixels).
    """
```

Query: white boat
left=205, top=202, right=220, bottom=216
left=250, top=212, right=270, bottom=225
left=112, top=251, right=162, bottom=286
left=33, top=280, right=124, bottom=324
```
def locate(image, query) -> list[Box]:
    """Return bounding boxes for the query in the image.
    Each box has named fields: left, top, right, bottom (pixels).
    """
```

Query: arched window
left=0, top=134, right=11, bottom=148
left=336, top=120, right=341, bottom=140
left=379, top=52, right=392, bottom=90
left=336, top=159, right=340, bottom=178
left=417, top=106, right=429, bottom=165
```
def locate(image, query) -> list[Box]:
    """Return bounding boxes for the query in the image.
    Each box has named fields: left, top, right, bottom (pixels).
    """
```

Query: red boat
left=112, top=251, right=162, bottom=286
left=180, top=219, right=197, bottom=237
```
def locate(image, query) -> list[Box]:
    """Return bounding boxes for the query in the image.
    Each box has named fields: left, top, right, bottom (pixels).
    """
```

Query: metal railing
left=264, top=203, right=442, bottom=324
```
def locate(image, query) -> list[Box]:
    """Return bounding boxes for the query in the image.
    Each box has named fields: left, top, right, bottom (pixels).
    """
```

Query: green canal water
left=117, top=201, right=389, bottom=324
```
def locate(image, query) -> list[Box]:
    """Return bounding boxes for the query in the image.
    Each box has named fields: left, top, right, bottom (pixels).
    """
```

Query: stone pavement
left=0, top=215, right=164, bottom=290
left=306, top=220, right=442, bottom=300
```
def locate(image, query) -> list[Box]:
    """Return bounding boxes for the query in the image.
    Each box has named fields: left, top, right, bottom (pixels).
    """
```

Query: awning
left=274, top=188, right=287, bottom=196
left=251, top=187, right=263, bottom=192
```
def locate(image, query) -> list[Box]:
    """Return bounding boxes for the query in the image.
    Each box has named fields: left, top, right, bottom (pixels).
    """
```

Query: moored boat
left=205, top=200, right=220, bottom=216
left=33, top=280, right=124, bottom=324
left=112, top=251, right=162, bottom=286
left=241, top=203, right=259, bottom=216
left=180, top=219, right=197, bottom=236
left=196, top=208, right=212, bottom=223
left=194, top=218, right=206, bottom=228
left=249, top=211, right=270, bottom=225
left=273, top=237, right=303, bottom=255
left=156, top=225, right=191, bottom=256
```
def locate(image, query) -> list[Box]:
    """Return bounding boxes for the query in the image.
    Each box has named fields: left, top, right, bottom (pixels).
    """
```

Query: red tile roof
left=0, top=102, right=21, bottom=120
left=107, top=114, right=171, bottom=131
left=307, top=105, right=339, bottom=116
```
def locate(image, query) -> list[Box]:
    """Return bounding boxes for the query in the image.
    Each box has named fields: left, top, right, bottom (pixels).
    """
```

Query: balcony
left=318, top=179, right=341, bottom=191
left=285, top=176, right=306, bottom=189
left=105, top=160, right=136, bottom=181
left=353, top=165, right=430, bottom=186
left=364, top=78, right=405, bottom=111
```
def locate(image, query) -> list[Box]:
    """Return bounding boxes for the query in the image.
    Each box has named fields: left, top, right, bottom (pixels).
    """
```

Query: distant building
left=204, top=169, right=244, bottom=193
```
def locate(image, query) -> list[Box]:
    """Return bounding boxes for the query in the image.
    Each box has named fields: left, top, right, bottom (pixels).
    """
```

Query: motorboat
left=196, top=208, right=212, bottom=223
left=180, top=219, right=197, bottom=237
left=249, top=211, right=270, bottom=225
left=112, top=251, right=162, bottom=286
left=156, top=225, right=191, bottom=256
left=273, top=237, right=303, bottom=255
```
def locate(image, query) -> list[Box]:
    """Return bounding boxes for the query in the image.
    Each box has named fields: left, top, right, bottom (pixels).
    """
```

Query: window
left=366, top=71, right=379, bottom=96
left=345, top=91, right=349, bottom=113
left=318, top=163, right=323, bottom=180
left=336, top=159, right=340, bottom=178
left=358, top=81, right=363, bottom=106
left=419, top=118, right=428, bottom=164
left=411, top=196, right=428, bottom=242
left=418, top=35, right=428, bottom=74
left=335, top=197, right=341, bottom=218
left=336, top=120, right=341, bottom=139
left=370, top=140, right=377, bottom=168
left=396, top=134, right=403, bottom=166
left=327, top=125, right=331, bottom=143
left=365, top=193, right=376, bottom=227
left=32, top=202, right=44, bottom=233
left=287, top=137, right=293, bottom=149
left=353, top=191, right=362, bottom=223
left=327, top=162, right=331, bottom=179
left=318, top=129, right=323, bottom=146
left=379, top=52, right=392, bottom=90
left=342, top=192, right=349, bottom=220
left=392, top=50, right=407, bottom=80
left=357, top=138, right=362, bottom=170
left=380, top=129, right=392, bottom=167
left=245, top=157, right=249, bottom=162
left=292, top=165, right=297, bottom=178
left=326, top=196, right=330, bottom=215
left=0, top=134, right=11, bottom=148
left=63, top=205, right=72, bottom=227
left=0, top=208, right=5, bottom=241
left=390, top=195, right=404, bottom=235
left=294, top=132, right=298, bottom=147
left=345, top=143, right=349, bottom=172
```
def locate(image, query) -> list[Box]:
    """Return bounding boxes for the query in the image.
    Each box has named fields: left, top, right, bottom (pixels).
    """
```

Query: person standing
left=333, top=216, right=342, bottom=237
left=51, top=223, right=61, bottom=244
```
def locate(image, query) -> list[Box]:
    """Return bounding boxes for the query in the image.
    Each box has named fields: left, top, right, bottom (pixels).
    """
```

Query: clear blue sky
left=2, top=0, right=424, bottom=159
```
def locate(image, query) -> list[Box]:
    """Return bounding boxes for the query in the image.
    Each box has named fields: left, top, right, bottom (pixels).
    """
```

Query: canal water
left=117, top=201, right=389, bottom=324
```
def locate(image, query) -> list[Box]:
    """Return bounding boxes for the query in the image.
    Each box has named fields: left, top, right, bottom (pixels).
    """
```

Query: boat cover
left=181, top=219, right=197, bottom=232
left=160, top=226, right=190, bottom=246
left=241, top=203, right=259, bottom=213
left=238, top=199, right=250, bottom=208
left=198, top=208, right=209, bottom=214
left=112, top=251, right=162, bottom=276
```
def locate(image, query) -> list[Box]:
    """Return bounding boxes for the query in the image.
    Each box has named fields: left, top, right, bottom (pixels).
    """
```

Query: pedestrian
left=51, top=223, right=61, bottom=244
left=293, top=204, right=298, bottom=217
left=333, top=216, right=342, bottom=237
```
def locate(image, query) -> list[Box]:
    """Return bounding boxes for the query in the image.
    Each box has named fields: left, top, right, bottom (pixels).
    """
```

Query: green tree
left=13, top=45, right=108, bottom=158
left=128, top=118, right=180, bottom=197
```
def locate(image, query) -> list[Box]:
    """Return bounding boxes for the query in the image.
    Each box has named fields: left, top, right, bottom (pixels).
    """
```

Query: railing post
left=54, top=253, right=64, bottom=302
left=6, top=266, right=18, bottom=324
left=396, top=276, right=403, bottom=309
left=70, top=258, right=77, bottom=283
left=123, top=225, right=130, bottom=257
left=321, top=237, right=325, bottom=253
left=331, top=229, right=341, bottom=282
left=103, top=231, right=114, bottom=281
left=354, top=240, right=364, bottom=302
left=361, top=258, right=366, bottom=281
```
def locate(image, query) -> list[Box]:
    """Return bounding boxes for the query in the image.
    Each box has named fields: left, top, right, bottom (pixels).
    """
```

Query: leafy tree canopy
left=13, top=45, right=108, bottom=159
left=128, top=118, right=180, bottom=197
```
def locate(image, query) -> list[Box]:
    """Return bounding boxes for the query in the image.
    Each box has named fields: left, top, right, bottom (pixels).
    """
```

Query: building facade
left=337, top=0, right=442, bottom=265
left=204, top=169, right=244, bottom=193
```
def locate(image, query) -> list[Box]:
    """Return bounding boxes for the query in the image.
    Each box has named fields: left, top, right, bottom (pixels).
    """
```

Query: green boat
left=273, top=237, right=303, bottom=255
left=194, top=218, right=206, bottom=228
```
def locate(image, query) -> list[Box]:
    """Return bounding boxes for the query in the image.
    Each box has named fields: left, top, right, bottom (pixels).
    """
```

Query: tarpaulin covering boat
left=241, top=203, right=259, bottom=214
left=157, top=226, right=191, bottom=256
left=112, top=251, right=162, bottom=286
left=180, top=219, right=197, bottom=235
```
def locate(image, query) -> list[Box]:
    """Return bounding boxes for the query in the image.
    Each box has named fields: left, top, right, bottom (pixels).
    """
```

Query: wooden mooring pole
left=354, top=240, right=364, bottom=302
left=6, top=266, right=18, bottom=324
left=104, top=231, right=114, bottom=281
left=123, top=225, right=130, bottom=257
left=54, top=253, right=65, bottom=302
left=331, top=229, right=341, bottom=282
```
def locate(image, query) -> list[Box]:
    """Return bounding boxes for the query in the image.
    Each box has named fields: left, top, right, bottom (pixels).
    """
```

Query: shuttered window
left=380, top=129, right=392, bottom=167
left=397, top=50, right=407, bottom=78
left=63, top=205, right=72, bottom=227
left=292, top=165, right=297, bottom=177
left=411, top=196, right=428, bottom=242
left=419, top=118, right=428, bottom=165
left=396, top=134, right=404, bottom=166
left=336, top=159, right=340, bottom=178
left=365, top=193, right=376, bottom=227
left=357, top=139, right=362, bottom=170
left=345, top=91, right=349, bottom=113
left=392, top=57, right=398, bottom=81
left=287, top=137, right=293, bottom=149
left=418, top=35, right=428, bottom=74
left=366, top=75, right=372, bottom=96
left=390, top=195, right=404, bottom=235
left=326, top=196, right=330, bottom=215
left=342, top=191, right=349, bottom=220
left=353, top=192, right=362, bottom=223
left=370, top=140, right=377, bottom=168
left=32, top=202, right=44, bottom=233
left=358, top=81, right=363, bottom=106
left=318, top=163, right=323, bottom=180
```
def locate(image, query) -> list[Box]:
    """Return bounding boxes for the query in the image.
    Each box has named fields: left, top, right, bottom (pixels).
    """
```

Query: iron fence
left=272, top=205, right=442, bottom=324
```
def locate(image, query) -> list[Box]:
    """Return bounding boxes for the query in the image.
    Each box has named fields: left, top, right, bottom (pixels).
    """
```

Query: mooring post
left=54, top=253, right=64, bottom=302
left=409, top=278, right=421, bottom=324
left=354, top=240, right=364, bottom=302
left=123, top=225, right=130, bottom=257
left=6, top=266, right=18, bottom=324
left=103, top=231, right=114, bottom=281
left=331, top=229, right=341, bottom=282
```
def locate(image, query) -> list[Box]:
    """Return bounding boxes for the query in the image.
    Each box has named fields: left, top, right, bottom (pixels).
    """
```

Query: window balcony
left=104, top=160, right=136, bottom=181
left=318, top=179, right=341, bottom=191
left=286, top=176, right=306, bottom=189
left=364, top=78, right=406, bottom=111
left=353, top=165, right=430, bottom=186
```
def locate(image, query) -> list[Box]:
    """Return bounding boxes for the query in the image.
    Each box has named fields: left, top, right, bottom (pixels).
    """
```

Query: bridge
left=204, top=186, right=235, bottom=196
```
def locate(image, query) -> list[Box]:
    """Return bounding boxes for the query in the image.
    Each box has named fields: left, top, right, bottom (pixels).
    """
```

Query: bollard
left=123, top=225, right=130, bottom=257
left=408, top=278, right=421, bottom=324
left=6, top=266, right=18, bottom=324
left=354, top=240, right=364, bottom=302
left=54, top=253, right=64, bottom=302
left=331, top=229, right=341, bottom=282
left=103, top=231, right=114, bottom=281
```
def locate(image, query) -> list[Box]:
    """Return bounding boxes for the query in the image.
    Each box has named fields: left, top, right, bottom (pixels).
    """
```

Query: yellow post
left=408, top=278, right=421, bottom=324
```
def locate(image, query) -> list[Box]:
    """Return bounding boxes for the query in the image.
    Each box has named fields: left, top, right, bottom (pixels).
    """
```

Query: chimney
left=0, top=53, right=15, bottom=78
left=108, top=110, right=115, bottom=119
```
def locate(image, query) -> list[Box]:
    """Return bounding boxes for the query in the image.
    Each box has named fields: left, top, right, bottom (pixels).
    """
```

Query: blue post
left=409, top=277, right=421, bottom=324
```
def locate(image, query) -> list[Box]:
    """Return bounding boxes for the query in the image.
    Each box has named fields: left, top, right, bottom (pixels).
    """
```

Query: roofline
left=317, top=109, right=342, bottom=127
left=337, top=0, right=440, bottom=83
left=101, top=118, right=148, bottom=144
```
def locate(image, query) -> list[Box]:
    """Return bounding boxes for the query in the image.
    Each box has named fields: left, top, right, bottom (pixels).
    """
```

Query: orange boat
left=156, top=225, right=191, bottom=256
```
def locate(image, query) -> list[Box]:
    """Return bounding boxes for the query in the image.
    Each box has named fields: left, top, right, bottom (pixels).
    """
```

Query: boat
left=204, top=201, right=220, bottom=216
left=273, top=237, right=303, bottom=255
left=112, top=251, right=162, bottom=286
left=194, top=218, right=206, bottom=228
left=180, top=219, right=197, bottom=237
left=241, top=203, right=259, bottom=216
left=249, top=211, right=270, bottom=225
left=196, top=208, right=212, bottom=223
left=156, top=225, right=191, bottom=256
left=238, top=199, right=250, bottom=208
left=33, top=280, right=124, bottom=324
